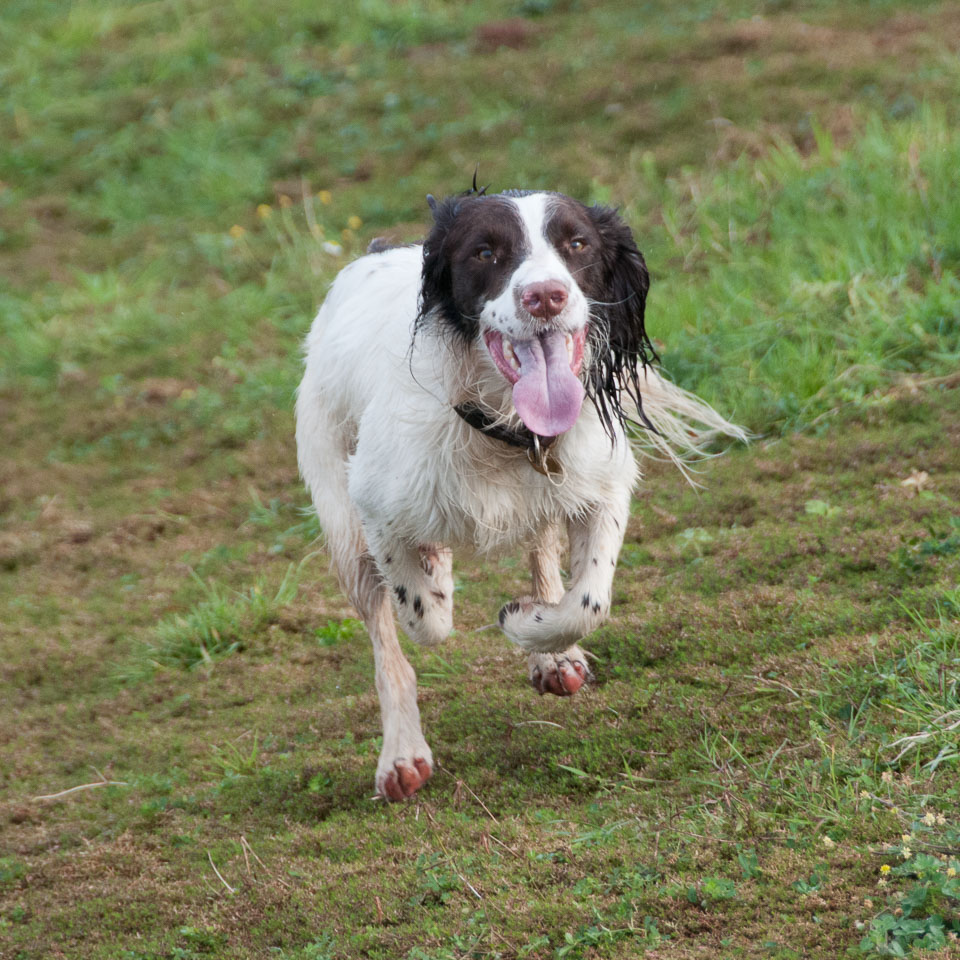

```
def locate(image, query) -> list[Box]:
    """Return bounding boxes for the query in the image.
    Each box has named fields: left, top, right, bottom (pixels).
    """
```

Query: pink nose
left=521, top=281, right=568, bottom=319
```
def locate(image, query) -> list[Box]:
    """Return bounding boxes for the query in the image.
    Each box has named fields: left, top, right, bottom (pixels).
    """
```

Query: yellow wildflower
left=902, top=847, right=912, bottom=860
left=229, top=224, right=245, bottom=238
left=822, top=836, right=836, bottom=849
left=880, top=864, right=891, bottom=874
left=901, top=834, right=913, bottom=844
left=256, top=204, right=272, bottom=218
left=936, top=813, right=946, bottom=825
left=923, top=812, right=936, bottom=826
left=317, top=190, right=332, bottom=205
left=278, top=194, right=293, bottom=208
left=347, top=214, right=363, bottom=231
left=948, top=868, right=957, bottom=878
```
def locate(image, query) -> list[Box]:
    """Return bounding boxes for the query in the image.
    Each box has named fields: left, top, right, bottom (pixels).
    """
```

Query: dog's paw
left=376, top=757, right=433, bottom=801
left=376, top=736, right=433, bottom=802
left=528, top=645, right=592, bottom=696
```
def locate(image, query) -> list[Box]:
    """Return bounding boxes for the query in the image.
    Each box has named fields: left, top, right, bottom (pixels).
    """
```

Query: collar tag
left=454, top=403, right=563, bottom=479
left=526, top=434, right=562, bottom=479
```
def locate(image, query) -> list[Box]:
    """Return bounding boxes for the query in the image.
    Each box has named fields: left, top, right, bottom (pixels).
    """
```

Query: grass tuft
left=139, top=565, right=299, bottom=671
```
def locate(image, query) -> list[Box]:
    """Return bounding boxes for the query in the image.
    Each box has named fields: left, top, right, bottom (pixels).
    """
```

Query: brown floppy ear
left=416, top=194, right=466, bottom=338
left=585, top=204, right=658, bottom=436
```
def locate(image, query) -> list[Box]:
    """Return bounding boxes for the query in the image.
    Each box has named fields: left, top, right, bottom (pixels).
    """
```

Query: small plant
left=209, top=732, right=260, bottom=777
left=859, top=843, right=960, bottom=956
left=177, top=925, right=226, bottom=954
left=314, top=618, right=362, bottom=646
left=290, top=936, right=336, bottom=960
left=0, top=858, right=25, bottom=886
left=676, top=526, right=715, bottom=558
left=738, top=848, right=762, bottom=880
left=893, top=518, right=960, bottom=575
left=805, top=499, right=841, bottom=519
left=140, top=565, right=299, bottom=671
left=792, top=863, right=829, bottom=895
left=412, top=853, right=460, bottom=907
left=556, top=913, right=662, bottom=957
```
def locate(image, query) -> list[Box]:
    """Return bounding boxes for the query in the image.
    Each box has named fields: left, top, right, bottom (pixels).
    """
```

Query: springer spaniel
left=295, top=188, right=744, bottom=801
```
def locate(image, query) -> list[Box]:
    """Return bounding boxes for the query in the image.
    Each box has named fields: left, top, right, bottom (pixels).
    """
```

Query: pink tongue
left=511, top=330, right=585, bottom=437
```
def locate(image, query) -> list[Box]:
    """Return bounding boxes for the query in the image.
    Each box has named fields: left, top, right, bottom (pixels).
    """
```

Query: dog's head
left=417, top=189, right=656, bottom=439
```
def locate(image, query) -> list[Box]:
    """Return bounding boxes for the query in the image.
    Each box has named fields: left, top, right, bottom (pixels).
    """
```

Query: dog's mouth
left=483, top=327, right=587, bottom=438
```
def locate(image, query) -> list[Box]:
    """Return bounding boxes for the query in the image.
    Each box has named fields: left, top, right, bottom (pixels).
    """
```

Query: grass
left=2, top=0, right=960, bottom=957
left=138, top=563, right=301, bottom=671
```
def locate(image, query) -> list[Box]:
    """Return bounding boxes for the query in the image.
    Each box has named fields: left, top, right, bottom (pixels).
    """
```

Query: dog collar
left=453, top=403, right=561, bottom=477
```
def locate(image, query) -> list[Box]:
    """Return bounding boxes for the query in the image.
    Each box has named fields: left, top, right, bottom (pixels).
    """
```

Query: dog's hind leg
left=296, top=398, right=432, bottom=801
left=526, top=523, right=592, bottom=696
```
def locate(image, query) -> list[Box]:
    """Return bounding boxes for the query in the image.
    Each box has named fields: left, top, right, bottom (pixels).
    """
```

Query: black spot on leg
left=611, top=559, right=616, bottom=567
left=413, top=596, right=423, bottom=618
left=592, top=557, right=598, bottom=566
left=592, top=602, right=601, bottom=614
left=394, top=585, right=407, bottom=604
left=613, top=518, right=620, bottom=530
left=385, top=556, right=392, bottom=564
left=498, top=600, right=520, bottom=626
left=581, top=593, right=590, bottom=609
left=534, top=613, right=542, bottom=623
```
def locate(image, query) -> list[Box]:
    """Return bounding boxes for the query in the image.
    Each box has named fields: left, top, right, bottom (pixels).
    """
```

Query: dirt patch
left=474, top=18, right=540, bottom=52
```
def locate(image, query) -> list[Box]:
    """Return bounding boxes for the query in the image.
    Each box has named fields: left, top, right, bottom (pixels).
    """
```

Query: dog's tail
left=631, top=367, right=750, bottom=484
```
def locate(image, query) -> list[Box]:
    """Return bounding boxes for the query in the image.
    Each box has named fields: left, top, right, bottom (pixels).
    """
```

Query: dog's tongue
left=511, top=330, right=585, bottom=438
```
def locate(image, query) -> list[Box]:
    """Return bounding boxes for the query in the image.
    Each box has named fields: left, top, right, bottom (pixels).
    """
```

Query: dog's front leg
left=499, top=493, right=629, bottom=653
left=365, top=528, right=454, bottom=647
left=526, top=523, right=593, bottom=696
left=347, top=554, right=433, bottom=801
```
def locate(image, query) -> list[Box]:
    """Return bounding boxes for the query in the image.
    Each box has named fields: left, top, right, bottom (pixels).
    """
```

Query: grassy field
left=2, top=0, right=960, bottom=957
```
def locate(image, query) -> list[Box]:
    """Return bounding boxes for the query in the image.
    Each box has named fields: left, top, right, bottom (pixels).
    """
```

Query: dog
left=295, top=188, right=744, bottom=801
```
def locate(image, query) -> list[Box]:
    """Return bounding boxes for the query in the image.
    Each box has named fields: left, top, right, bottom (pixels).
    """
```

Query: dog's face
left=419, top=190, right=655, bottom=439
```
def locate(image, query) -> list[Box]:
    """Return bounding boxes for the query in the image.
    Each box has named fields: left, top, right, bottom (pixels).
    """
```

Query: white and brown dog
left=295, top=188, right=744, bottom=801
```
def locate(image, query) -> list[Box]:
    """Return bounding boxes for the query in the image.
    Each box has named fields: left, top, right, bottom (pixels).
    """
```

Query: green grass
left=138, top=563, right=301, bottom=671
left=2, top=0, right=960, bottom=957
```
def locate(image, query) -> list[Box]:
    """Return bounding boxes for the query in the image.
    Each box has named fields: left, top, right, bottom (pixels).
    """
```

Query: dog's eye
left=476, top=246, right=496, bottom=263
left=569, top=237, right=588, bottom=252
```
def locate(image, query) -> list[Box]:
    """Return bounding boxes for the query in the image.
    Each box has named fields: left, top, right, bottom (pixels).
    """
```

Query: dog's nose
left=521, top=281, right=568, bottom=319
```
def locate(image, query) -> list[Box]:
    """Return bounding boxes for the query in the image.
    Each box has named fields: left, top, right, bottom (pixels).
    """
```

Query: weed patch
left=138, top=565, right=299, bottom=671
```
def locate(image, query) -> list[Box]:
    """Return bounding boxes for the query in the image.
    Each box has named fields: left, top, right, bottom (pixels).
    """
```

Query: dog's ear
left=417, top=195, right=461, bottom=334
left=587, top=204, right=652, bottom=359
left=585, top=204, right=658, bottom=434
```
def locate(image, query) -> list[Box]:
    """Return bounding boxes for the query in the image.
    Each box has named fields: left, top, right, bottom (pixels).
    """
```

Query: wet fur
left=295, top=190, right=745, bottom=800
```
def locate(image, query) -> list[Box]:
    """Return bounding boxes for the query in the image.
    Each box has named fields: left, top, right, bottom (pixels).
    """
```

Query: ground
left=1, top=1, right=959, bottom=958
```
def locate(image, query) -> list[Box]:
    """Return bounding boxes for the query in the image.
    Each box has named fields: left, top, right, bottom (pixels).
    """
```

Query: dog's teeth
left=502, top=338, right=521, bottom=372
